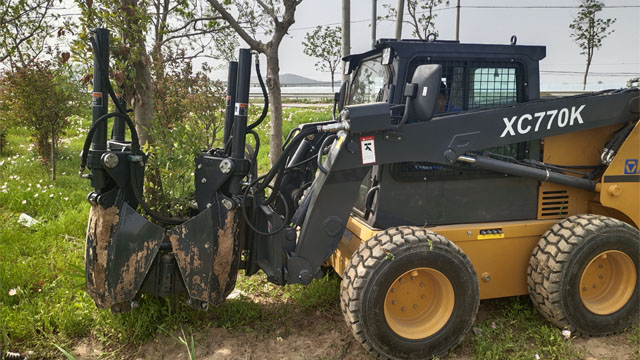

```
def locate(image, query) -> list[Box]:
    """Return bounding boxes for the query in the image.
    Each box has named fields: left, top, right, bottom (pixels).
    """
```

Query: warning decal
left=234, top=103, right=249, bottom=116
left=360, top=136, right=376, bottom=165
left=92, top=92, right=103, bottom=107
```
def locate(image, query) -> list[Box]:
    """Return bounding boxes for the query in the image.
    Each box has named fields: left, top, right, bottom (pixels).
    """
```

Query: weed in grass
left=158, top=326, right=197, bottom=360
left=472, top=296, right=579, bottom=360
left=212, top=299, right=262, bottom=330
left=287, top=272, right=341, bottom=313
left=53, top=344, right=78, bottom=360
left=628, top=325, right=640, bottom=360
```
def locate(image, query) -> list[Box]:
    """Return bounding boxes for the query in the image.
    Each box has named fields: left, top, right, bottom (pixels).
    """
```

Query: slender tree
left=207, top=0, right=303, bottom=166
left=381, top=0, right=449, bottom=40
left=303, top=26, right=342, bottom=92
left=569, top=0, right=616, bottom=91
left=0, top=62, right=81, bottom=180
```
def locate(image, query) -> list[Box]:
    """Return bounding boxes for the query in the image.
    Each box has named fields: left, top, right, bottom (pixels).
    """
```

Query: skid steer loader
left=81, top=28, right=639, bottom=359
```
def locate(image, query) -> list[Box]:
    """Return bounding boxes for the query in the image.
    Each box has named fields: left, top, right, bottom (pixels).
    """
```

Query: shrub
left=146, top=64, right=226, bottom=216
left=0, top=62, right=82, bottom=179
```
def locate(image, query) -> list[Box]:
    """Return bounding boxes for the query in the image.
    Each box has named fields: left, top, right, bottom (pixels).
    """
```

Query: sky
left=222, top=0, right=640, bottom=88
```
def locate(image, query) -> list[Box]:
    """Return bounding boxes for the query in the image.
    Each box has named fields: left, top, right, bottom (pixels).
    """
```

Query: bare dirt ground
left=73, top=300, right=638, bottom=360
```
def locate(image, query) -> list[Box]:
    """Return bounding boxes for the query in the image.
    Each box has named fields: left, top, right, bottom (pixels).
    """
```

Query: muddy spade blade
left=85, top=202, right=163, bottom=310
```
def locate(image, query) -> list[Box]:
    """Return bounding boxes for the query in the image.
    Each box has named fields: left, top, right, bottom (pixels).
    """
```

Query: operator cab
left=342, top=38, right=547, bottom=228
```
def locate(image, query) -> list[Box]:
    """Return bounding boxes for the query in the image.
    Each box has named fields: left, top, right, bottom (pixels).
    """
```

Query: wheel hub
left=384, top=267, right=454, bottom=339
left=579, top=250, right=636, bottom=315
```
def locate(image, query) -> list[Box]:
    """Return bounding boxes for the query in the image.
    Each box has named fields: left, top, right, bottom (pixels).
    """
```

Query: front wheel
left=340, top=227, right=479, bottom=359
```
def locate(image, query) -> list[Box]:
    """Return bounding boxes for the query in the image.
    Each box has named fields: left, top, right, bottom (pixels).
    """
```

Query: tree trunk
left=330, top=70, right=335, bottom=93
left=50, top=124, right=55, bottom=181
left=266, top=49, right=283, bottom=167
left=132, top=52, right=155, bottom=147
left=583, top=56, right=592, bottom=91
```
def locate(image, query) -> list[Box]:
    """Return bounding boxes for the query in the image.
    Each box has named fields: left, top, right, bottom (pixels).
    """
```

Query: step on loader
left=81, top=28, right=639, bottom=359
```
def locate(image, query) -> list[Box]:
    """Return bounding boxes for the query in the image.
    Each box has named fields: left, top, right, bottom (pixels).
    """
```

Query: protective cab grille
left=539, top=190, right=570, bottom=218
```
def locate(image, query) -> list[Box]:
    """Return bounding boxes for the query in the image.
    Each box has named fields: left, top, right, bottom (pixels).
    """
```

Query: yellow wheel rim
left=384, top=267, right=454, bottom=339
left=579, top=250, right=637, bottom=315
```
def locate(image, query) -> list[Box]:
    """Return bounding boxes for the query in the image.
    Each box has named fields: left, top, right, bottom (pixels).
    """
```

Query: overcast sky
left=231, top=0, right=639, bottom=88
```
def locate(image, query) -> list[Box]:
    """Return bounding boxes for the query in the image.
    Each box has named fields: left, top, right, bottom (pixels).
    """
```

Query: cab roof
left=343, top=37, right=546, bottom=65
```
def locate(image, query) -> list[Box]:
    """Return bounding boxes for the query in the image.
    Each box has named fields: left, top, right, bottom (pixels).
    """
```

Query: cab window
left=469, top=67, right=518, bottom=109
left=348, top=56, right=389, bottom=105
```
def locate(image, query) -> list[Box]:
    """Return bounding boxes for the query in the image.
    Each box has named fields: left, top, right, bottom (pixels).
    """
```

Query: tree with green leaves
left=70, top=0, right=235, bottom=208
left=303, top=26, right=342, bottom=93
left=0, top=0, right=59, bottom=69
left=0, top=62, right=82, bottom=180
left=148, top=61, right=227, bottom=216
left=207, top=0, right=303, bottom=167
left=569, top=0, right=616, bottom=91
left=72, top=0, right=236, bottom=147
left=381, top=0, right=449, bottom=40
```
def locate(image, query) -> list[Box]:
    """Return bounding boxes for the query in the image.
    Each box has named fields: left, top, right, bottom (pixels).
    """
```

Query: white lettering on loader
left=500, top=105, right=586, bottom=138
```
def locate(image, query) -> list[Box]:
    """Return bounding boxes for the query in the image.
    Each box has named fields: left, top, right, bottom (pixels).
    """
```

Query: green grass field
left=0, top=106, right=339, bottom=358
left=0, top=106, right=637, bottom=359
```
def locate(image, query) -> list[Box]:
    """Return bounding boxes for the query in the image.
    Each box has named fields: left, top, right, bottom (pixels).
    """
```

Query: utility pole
left=342, top=0, right=351, bottom=82
left=395, top=0, right=404, bottom=40
left=371, top=0, right=377, bottom=49
left=456, top=0, right=461, bottom=41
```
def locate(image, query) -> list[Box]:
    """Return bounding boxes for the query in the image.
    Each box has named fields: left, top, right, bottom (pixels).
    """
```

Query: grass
left=628, top=325, right=640, bottom=360
left=0, top=105, right=635, bottom=360
left=0, top=106, right=337, bottom=358
left=470, top=296, right=580, bottom=360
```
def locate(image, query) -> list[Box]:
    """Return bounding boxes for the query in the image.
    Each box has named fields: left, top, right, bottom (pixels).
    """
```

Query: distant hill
left=250, top=73, right=331, bottom=86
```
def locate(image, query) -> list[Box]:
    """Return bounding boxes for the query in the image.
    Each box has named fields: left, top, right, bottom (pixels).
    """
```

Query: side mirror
left=337, top=80, right=348, bottom=112
left=405, top=64, right=442, bottom=122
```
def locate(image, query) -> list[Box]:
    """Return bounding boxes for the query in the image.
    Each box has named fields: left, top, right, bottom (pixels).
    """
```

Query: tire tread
left=340, top=226, right=478, bottom=359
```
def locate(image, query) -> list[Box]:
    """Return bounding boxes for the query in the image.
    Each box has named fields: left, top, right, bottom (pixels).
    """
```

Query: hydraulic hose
left=255, top=126, right=318, bottom=195
left=80, top=112, right=139, bottom=172
left=247, top=53, right=268, bottom=131
left=86, top=33, right=188, bottom=225
left=240, top=175, right=290, bottom=236
left=282, top=127, right=300, bottom=151
left=316, top=134, right=337, bottom=175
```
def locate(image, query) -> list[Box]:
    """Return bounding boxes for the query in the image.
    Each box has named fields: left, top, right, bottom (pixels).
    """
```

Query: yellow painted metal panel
left=600, top=122, right=640, bottom=228
left=330, top=218, right=559, bottom=300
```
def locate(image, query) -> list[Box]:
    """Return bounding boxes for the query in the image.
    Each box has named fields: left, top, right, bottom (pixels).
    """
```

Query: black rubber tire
left=340, top=226, right=479, bottom=359
left=527, top=214, right=640, bottom=336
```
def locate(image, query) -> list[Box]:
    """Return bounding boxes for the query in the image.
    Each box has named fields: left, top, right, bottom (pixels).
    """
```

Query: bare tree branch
left=207, top=0, right=265, bottom=51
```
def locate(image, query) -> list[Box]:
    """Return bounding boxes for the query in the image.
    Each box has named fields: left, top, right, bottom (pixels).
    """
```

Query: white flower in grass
left=8, top=288, right=17, bottom=296
left=64, top=197, right=69, bottom=201
left=33, top=193, right=38, bottom=198
left=49, top=193, right=54, bottom=198
left=21, top=200, right=27, bottom=204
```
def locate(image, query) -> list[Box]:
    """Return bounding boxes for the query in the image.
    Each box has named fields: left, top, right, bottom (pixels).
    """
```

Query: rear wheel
left=528, top=214, right=640, bottom=335
left=340, top=227, right=479, bottom=359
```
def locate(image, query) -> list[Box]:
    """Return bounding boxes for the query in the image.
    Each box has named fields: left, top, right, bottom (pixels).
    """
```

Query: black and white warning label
left=360, top=136, right=376, bottom=164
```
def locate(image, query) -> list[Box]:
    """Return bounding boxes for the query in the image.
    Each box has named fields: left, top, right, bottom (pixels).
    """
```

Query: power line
left=541, top=70, right=639, bottom=77
left=461, top=5, right=640, bottom=9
